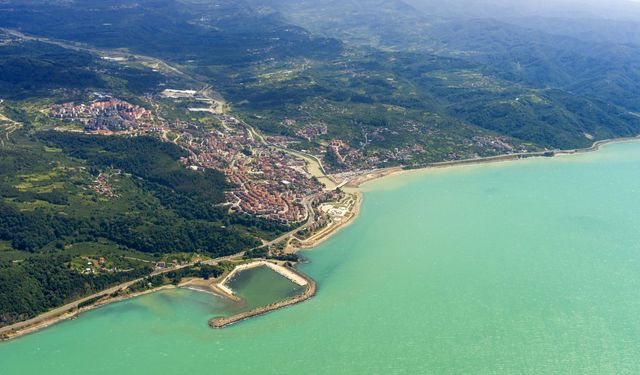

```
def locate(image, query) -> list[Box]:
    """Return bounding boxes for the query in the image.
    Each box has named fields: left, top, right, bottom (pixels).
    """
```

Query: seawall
left=218, top=260, right=308, bottom=297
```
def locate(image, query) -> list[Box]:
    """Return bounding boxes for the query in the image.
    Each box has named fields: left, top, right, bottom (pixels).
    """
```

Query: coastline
left=206, top=135, right=640, bottom=328
left=291, top=136, right=640, bottom=254
left=346, top=135, right=640, bottom=189
left=2, top=135, right=638, bottom=339
left=0, top=285, right=176, bottom=342
left=294, top=192, right=363, bottom=251
left=0, top=262, right=316, bottom=339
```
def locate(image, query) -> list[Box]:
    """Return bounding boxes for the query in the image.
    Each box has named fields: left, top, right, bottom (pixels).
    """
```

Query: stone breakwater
left=217, top=261, right=308, bottom=296
left=209, top=267, right=316, bottom=328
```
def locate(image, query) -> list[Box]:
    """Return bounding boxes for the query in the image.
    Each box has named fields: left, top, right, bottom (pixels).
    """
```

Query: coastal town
left=46, top=92, right=349, bottom=228
left=10, top=77, right=551, bottom=344
left=4, top=1, right=640, bottom=371
left=6, top=83, right=621, bottom=343
left=44, top=87, right=532, bottom=240
left=265, top=116, right=527, bottom=174
left=50, top=95, right=161, bottom=134
left=182, top=114, right=323, bottom=223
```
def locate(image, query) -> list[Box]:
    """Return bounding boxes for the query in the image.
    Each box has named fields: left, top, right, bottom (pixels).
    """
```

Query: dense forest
left=0, top=0, right=342, bottom=66
left=2, top=0, right=640, bottom=155
left=0, top=254, right=151, bottom=326
left=0, top=131, right=288, bottom=326
left=0, top=132, right=286, bottom=256
left=0, top=40, right=165, bottom=99
left=38, top=132, right=229, bottom=205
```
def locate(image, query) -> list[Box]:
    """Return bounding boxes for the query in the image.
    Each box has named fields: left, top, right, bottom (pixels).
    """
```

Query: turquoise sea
left=3, top=141, right=640, bottom=374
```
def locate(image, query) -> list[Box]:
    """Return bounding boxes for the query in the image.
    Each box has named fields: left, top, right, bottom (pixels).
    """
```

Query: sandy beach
left=180, top=278, right=241, bottom=302
left=0, top=285, right=176, bottom=341
left=3, top=135, right=639, bottom=339
left=346, top=135, right=640, bottom=189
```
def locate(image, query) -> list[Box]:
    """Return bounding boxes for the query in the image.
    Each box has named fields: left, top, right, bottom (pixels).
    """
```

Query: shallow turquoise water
left=3, top=141, right=640, bottom=374
left=226, top=265, right=305, bottom=310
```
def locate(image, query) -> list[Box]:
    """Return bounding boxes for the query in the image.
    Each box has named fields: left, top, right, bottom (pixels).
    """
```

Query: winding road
left=0, top=28, right=334, bottom=338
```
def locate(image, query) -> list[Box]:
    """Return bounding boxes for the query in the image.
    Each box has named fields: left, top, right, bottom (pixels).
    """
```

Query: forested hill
left=0, top=131, right=288, bottom=256
left=2, top=0, right=639, bottom=156
left=0, top=130, right=287, bottom=327
left=0, top=0, right=342, bottom=65
left=2, top=0, right=640, bottom=328
left=0, top=38, right=167, bottom=100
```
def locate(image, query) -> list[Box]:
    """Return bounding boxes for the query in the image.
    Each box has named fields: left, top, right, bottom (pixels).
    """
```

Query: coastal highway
left=0, top=251, right=248, bottom=338
left=0, top=29, right=326, bottom=337
left=1, top=29, right=193, bottom=81
left=0, top=277, right=144, bottom=336
left=0, top=263, right=199, bottom=336
left=0, top=191, right=321, bottom=338
left=260, top=195, right=317, bottom=248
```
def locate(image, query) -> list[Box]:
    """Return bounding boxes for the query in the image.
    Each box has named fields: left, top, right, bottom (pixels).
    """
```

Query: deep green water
left=3, top=141, right=640, bottom=374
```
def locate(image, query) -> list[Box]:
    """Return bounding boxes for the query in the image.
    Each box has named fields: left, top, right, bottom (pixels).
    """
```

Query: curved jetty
left=216, top=260, right=308, bottom=296
left=209, top=264, right=316, bottom=328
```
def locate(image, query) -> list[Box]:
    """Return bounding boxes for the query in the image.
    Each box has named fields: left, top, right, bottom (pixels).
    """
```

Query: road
left=232, top=117, right=335, bottom=185
left=1, top=29, right=192, bottom=81
left=0, top=28, right=329, bottom=336
left=209, top=114, right=324, bottom=247
left=261, top=195, right=317, bottom=248
left=0, top=227, right=316, bottom=337
left=0, top=273, right=150, bottom=336
left=269, top=144, right=339, bottom=190
left=0, top=99, right=23, bottom=146
left=0, top=254, right=243, bottom=336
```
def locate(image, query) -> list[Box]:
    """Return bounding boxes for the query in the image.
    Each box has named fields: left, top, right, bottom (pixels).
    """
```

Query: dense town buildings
left=50, top=97, right=323, bottom=223
left=184, top=115, right=323, bottom=223
left=50, top=96, right=161, bottom=134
